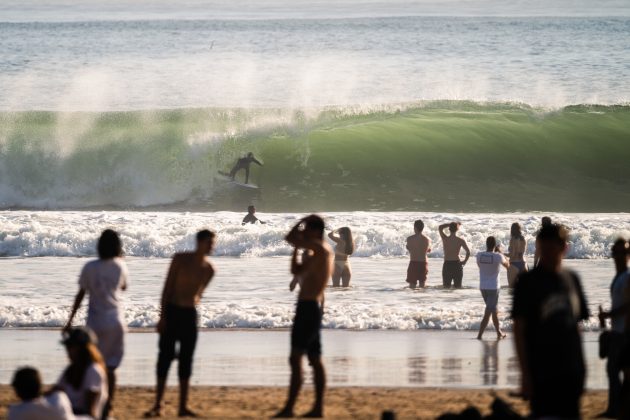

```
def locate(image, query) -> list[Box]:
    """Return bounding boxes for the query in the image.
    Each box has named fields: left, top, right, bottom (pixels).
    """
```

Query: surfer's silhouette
left=227, top=152, right=263, bottom=184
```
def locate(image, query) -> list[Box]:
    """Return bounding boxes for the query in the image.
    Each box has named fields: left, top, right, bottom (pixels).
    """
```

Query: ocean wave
left=1, top=102, right=630, bottom=212
left=1, top=211, right=628, bottom=259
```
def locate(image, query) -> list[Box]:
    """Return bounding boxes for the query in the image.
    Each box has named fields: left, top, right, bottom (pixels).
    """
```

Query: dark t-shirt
left=511, top=267, right=590, bottom=390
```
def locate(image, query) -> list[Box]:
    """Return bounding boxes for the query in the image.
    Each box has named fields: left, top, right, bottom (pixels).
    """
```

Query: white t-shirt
left=79, top=258, right=128, bottom=324
left=477, top=251, right=507, bottom=290
left=57, top=363, right=108, bottom=418
left=8, top=392, right=75, bottom=420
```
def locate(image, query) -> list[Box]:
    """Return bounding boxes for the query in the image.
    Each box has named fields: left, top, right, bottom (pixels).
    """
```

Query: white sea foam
left=1, top=211, right=628, bottom=259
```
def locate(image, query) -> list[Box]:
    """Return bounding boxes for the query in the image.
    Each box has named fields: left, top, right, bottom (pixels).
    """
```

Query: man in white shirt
left=9, top=367, right=74, bottom=420
left=476, top=236, right=509, bottom=340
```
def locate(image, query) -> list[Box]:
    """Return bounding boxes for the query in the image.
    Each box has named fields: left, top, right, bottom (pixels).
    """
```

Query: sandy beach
left=0, top=385, right=607, bottom=419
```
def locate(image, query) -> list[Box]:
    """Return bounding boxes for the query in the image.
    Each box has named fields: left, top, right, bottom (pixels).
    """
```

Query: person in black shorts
left=274, top=216, right=333, bottom=419
left=438, top=222, right=470, bottom=288
left=512, top=223, right=590, bottom=419
left=145, top=230, right=216, bottom=418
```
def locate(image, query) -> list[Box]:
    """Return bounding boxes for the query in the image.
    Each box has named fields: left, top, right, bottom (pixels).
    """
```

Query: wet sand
left=0, top=385, right=607, bottom=419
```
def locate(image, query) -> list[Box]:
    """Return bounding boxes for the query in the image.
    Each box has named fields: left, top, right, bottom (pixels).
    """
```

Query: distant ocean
left=1, top=1, right=629, bottom=332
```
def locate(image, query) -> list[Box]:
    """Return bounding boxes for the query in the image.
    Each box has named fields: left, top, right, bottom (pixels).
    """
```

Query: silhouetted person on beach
left=9, top=367, right=74, bottom=420
left=228, top=152, right=262, bottom=184
left=476, top=236, right=508, bottom=340
left=512, top=223, right=589, bottom=419
left=145, top=230, right=216, bottom=418
left=65, top=229, right=127, bottom=419
left=533, top=216, right=552, bottom=268
left=598, top=238, right=629, bottom=418
left=274, top=215, right=333, bottom=418
left=439, top=222, right=470, bottom=288
left=406, top=220, right=432, bottom=288
left=506, top=222, right=527, bottom=288
left=55, top=327, right=108, bottom=419
left=328, top=227, right=355, bottom=287
left=242, top=205, right=266, bottom=225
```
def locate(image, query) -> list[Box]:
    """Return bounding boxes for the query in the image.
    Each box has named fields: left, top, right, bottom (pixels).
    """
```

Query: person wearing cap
left=54, top=327, right=108, bottom=419
left=9, top=366, right=74, bottom=420
left=64, top=229, right=128, bottom=419
left=145, top=229, right=216, bottom=418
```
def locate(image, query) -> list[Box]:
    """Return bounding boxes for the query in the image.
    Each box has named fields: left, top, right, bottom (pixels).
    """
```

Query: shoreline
left=0, top=386, right=607, bottom=419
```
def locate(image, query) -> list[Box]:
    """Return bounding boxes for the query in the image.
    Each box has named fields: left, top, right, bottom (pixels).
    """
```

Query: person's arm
left=290, top=248, right=302, bottom=275
left=438, top=224, right=449, bottom=240
left=513, top=317, right=531, bottom=399
left=501, top=255, right=509, bottom=269
left=328, top=231, right=342, bottom=244
left=461, top=240, right=471, bottom=265
left=427, top=238, right=432, bottom=254
left=252, top=157, right=263, bottom=166
left=533, top=240, right=540, bottom=267
left=64, top=288, right=86, bottom=332
left=157, top=256, right=179, bottom=333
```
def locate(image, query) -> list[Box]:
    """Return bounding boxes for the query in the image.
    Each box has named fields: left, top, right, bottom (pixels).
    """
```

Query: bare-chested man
left=439, top=222, right=470, bottom=289
left=274, top=215, right=333, bottom=419
left=406, top=219, right=432, bottom=288
left=145, top=230, right=216, bottom=418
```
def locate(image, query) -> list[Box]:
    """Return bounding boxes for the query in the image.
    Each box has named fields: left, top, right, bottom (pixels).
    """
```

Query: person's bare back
left=407, top=233, right=431, bottom=262
left=162, top=252, right=214, bottom=308
left=439, top=223, right=470, bottom=263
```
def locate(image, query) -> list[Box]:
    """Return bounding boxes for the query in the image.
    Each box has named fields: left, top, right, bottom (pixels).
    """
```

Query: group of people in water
left=6, top=213, right=630, bottom=419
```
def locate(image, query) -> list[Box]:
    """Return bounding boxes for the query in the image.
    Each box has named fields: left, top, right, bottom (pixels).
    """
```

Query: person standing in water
left=507, top=222, right=528, bottom=287
left=64, top=229, right=128, bottom=419
left=406, top=220, right=432, bottom=289
left=242, top=205, right=266, bottom=225
left=328, top=227, right=355, bottom=287
left=228, top=152, right=263, bottom=184
left=274, top=215, right=333, bottom=418
left=145, top=230, right=216, bottom=418
left=476, top=236, right=509, bottom=340
left=438, top=222, right=470, bottom=289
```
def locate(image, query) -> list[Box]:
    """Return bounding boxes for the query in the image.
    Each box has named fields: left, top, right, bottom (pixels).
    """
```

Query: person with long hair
left=507, top=223, right=528, bottom=287
left=328, top=227, right=355, bottom=287
left=65, top=229, right=127, bottom=419
left=55, top=327, right=108, bottom=419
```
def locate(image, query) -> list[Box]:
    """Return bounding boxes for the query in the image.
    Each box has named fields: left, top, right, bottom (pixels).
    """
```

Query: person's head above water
left=486, top=236, right=497, bottom=252
left=510, top=222, right=523, bottom=239
left=414, top=219, right=424, bottom=233
left=98, top=229, right=122, bottom=259
left=448, top=222, right=460, bottom=234
left=196, top=229, right=216, bottom=255
left=611, top=238, right=629, bottom=263
left=12, top=367, right=42, bottom=401
left=536, top=223, right=569, bottom=268
left=248, top=205, right=256, bottom=214
left=302, top=215, right=325, bottom=240
left=541, top=216, right=552, bottom=227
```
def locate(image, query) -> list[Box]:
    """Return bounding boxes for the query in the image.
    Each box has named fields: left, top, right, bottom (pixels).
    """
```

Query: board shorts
left=87, top=314, right=125, bottom=369
left=291, top=300, right=322, bottom=358
left=442, top=260, right=463, bottom=288
left=157, top=304, right=198, bottom=380
left=406, top=261, right=428, bottom=288
left=480, top=289, right=500, bottom=312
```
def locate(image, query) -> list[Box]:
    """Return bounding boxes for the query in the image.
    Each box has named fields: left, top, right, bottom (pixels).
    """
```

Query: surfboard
left=215, top=172, right=259, bottom=189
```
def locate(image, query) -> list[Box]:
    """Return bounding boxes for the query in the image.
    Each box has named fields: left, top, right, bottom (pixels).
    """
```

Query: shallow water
left=0, top=330, right=607, bottom=389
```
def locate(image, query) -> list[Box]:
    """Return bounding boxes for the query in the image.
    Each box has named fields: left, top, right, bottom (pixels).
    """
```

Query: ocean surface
left=1, top=0, right=630, bottom=211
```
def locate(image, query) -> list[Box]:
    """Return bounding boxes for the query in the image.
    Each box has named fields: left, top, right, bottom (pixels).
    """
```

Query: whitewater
left=1, top=0, right=630, bottom=333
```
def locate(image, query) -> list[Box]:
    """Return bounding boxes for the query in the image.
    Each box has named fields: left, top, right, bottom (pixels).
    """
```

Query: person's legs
left=331, top=262, right=342, bottom=287
left=274, top=351, right=303, bottom=418
left=102, top=367, right=116, bottom=420
left=244, top=166, right=250, bottom=184
left=418, top=262, right=428, bottom=288
left=453, top=262, right=463, bottom=288
left=304, top=354, right=326, bottom=418
left=601, top=334, right=623, bottom=416
left=442, top=262, right=451, bottom=288
left=491, top=312, right=505, bottom=339
left=407, top=261, right=418, bottom=289
left=147, top=325, right=177, bottom=415
left=177, top=310, right=198, bottom=416
left=620, top=368, right=630, bottom=420
left=341, top=263, right=351, bottom=287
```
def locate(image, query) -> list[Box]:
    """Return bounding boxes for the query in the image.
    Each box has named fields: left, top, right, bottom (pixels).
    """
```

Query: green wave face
left=1, top=102, right=629, bottom=212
